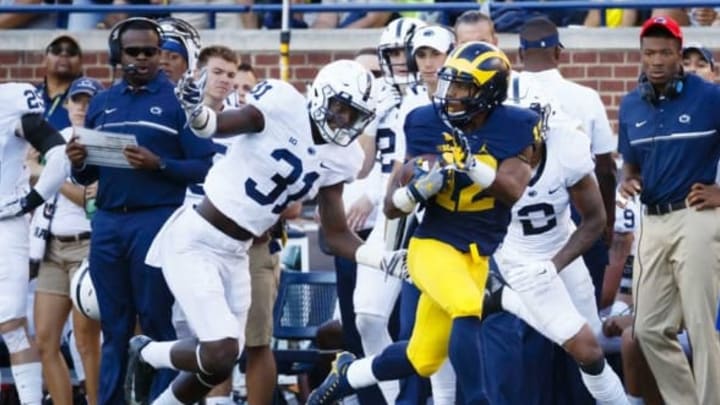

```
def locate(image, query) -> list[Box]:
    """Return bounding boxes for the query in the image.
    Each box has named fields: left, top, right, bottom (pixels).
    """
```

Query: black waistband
left=645, top=201, right=687, bottom=216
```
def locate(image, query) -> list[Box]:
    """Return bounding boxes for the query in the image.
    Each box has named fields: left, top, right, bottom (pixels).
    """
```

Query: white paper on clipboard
left=75, top=127, right=138, bottom=169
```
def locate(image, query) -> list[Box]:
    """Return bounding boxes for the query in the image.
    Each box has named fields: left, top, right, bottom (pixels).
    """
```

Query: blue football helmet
left=433, top=41, right=511, bottom=127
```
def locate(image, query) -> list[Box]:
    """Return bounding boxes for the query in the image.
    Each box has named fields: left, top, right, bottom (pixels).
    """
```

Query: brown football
left=397, top=154, right=439, bottom=186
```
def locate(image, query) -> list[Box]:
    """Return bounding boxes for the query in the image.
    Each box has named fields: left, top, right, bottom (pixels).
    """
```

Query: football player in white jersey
left=124, top=60, right=405, bottom=405
left=489, top=78, right=629, bottom=405
left=0, top=82, right=73, bottom=405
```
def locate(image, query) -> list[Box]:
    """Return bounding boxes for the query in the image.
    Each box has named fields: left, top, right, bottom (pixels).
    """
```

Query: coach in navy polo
left=618, top=16, right=720, bottom=405
left=65, top=18, right=215, bottom=405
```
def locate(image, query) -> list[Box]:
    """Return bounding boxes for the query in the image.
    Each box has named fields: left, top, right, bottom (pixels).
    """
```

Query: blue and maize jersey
left=618, top=73, right=720, bottom=206
left=405, top=103, right=539, bottom=255
left=73, top=72, right=215, bottom=210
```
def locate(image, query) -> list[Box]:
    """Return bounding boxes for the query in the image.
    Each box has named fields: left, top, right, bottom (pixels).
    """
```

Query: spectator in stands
left=311, top=0, right=392, bottom=28
left=618, top=16, right=720, bottom=404
left=453, top=10, right=497, bottom=46
left=37, top=34, right=83, bottom=131
left=650, top=9, right=689, bottom=25
left=0, top=0, right=60, bottom=28
left=235, top=62, right=258, bottom=105
left=682, top=43, right=716, bottom=82
left=171, top=0, right=257, bottom=29
left=95, top=0, right=169, bottom=30
left=688, top=7, right=720, bottom=25
left=584, top=6, right=646, bottom=27
left=32, top=77, right=104, bottom=405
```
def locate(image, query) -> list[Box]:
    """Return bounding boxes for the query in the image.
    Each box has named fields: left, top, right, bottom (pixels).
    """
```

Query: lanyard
left=45, top=94, right=63, bottom=119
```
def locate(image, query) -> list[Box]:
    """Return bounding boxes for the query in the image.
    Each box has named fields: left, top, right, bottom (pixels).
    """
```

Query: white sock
left=580, top=361, right=630, bottom=405
left=346, top=357, right=378, bottom=389
left=205, top=395, right=232, bottom=404
left=627, top=394, right=645, bottom=405
left=151, top=386, right=183, bottom=405
left=141, top=341, right=178, bottom=370
left=11, top=362, right=43, bottom=405
left=430, top=360, right=456, bottom=405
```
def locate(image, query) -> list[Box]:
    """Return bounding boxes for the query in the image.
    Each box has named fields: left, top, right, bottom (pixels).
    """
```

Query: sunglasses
left=47, top=43, right=80, bottom=57
left=123, top=46, right=160, bottom=58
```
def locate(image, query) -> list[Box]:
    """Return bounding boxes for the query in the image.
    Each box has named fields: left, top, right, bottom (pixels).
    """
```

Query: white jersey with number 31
left=498, top=122, right=594, bottom=263
left=203, top=79, right=362, bottom=236
left=0, top=82, right=44, bottom=198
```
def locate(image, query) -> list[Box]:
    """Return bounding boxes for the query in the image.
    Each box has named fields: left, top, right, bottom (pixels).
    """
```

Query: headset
left=638, top=68, right=685, bottom=105
left=108, top=17, right=164, bottom=68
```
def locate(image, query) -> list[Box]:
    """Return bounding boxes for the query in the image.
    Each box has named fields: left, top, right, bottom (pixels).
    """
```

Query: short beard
left=54, top=70, right=80, bottom=83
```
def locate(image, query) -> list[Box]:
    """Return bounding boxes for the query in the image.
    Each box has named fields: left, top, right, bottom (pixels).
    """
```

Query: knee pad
left=1, top=328, right=30, bottom=354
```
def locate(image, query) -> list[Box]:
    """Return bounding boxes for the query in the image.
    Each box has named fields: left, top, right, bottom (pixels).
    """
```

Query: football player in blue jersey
left=307, top=42, right=540, bottom=405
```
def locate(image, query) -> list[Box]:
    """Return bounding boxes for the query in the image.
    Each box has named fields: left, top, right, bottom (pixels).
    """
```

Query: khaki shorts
left=36, top=238, right=90, bottom=296
left=245, top=240, right=281, bottom=347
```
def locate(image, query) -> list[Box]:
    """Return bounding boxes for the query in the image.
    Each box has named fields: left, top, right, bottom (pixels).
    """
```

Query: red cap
left=640, top=16, right=683, bottom=45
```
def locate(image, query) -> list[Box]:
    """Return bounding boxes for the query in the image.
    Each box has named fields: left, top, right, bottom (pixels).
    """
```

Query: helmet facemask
left=378, top=45, right=414, bottom=86
left=433, top=65, right=507, bottom=128
left=311, top=85, right=376, bottom=147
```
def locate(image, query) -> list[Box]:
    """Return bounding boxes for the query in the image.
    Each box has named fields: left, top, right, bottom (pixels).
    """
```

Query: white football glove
left=0, top=196, right=27, bottom=220
left=375, top=82, right=402, bottom=116
left=175, top=68, right=208, bottom=123
left=504, top=260, right=558, bottom=293
left=380, top=249, right=409, bottom=280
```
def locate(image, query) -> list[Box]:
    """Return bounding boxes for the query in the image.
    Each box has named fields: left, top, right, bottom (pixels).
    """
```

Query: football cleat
left=124, top=335, right=155, bottom=405
left=306, top=351, right=356, bottom=404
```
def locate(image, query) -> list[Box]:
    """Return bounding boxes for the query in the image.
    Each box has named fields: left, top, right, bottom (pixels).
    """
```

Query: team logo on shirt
left=150, top=106, right=163, bottom=115
left=678, top=114, right=691, bottom=124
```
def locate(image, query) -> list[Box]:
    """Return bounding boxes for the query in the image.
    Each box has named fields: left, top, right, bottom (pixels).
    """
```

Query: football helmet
left=308, top=60, right=376, bottom=147
left=70, top=259, right=100, bottom=321
left=157, top=17, right=202, bottom=73
left=377, top=17, right=427, bottom=85
left=433, top=41, right=511, bottom=127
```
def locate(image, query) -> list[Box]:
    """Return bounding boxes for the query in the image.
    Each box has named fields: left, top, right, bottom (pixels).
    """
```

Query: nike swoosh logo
left=104, top=108, right=118, bottom=114
left=548, top=187, right=561, bottom=194
left=635, top=120, right=647, bottom=128
left=539, top=269, right=547, bottom=275
left=319, top=162, right=330, bottom=170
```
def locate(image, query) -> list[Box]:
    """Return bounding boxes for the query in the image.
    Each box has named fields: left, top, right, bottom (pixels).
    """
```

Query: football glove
left=375, top=82, right=402, bottom=117
left=440, top=129, right=496, bottom=188
left=380, top=249, right=409, bottom=280
left=175, top=69, right=207, bottom=123
left=406, top=162, right=448, bottom=205
left=0, top=195, right=30, bottom=220
left=504, top=260, right=558, bottom=293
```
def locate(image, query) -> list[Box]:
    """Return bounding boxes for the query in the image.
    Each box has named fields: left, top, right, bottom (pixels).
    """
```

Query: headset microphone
left=123, top=64, right=138, bottom=74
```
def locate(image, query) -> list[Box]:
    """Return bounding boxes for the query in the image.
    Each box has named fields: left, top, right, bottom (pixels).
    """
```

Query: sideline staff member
left=65, top=17, right=215, bottom=405
left=618, top=16, right=720, bottom=405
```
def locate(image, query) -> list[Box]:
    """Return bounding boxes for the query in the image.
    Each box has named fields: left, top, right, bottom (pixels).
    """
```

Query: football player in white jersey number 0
left=124, top=60, right=407, bottom=405
left=489, top=78, right=629, bottom=405
left=0, top=82, right=73, bottom=405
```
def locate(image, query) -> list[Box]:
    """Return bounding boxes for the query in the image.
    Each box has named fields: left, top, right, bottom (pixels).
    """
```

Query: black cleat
left=125, top=335, right=155, bottom=405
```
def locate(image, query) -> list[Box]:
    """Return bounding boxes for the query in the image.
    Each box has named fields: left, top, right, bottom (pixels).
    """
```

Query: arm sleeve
left=19, top=113, right=64, bottom=154
left=30, top=144, right=69, bottom=204
left=560, top=127, right=595, bottom=188
left=587, top=91, right=617, bottom=155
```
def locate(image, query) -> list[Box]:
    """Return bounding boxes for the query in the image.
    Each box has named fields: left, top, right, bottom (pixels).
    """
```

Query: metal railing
left=3, top=0, right=720, bottom=28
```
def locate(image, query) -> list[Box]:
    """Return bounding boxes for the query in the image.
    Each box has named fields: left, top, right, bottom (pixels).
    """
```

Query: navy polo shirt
left=72, top=71, right=215, bottom=211
left=36, top=81, right=71, bottom=130
left=618, top=74, right=720, bottom=206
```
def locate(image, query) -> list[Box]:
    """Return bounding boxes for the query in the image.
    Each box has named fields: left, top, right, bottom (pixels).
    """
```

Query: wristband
left=355, top=243, right=383, bottom=269
left=391, top=187, right=416, bottom=213
left=191, top=106, right=217, bottom=139
left=466, top=158, right=496, bottom=188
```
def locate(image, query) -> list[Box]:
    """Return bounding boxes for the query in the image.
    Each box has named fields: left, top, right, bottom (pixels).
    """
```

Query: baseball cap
left=412, top=26, right=455, bottom=55
left=46, top=33, right=82, bottom=54
left=683, top=43, right=715, bottom=68
left=519, top=17, right=564, bottom=50
left=640, top=16, right=683, bottom=45
left=69, top=77, right=104, bottom=99
left=161, top=37, right=189, bottom=64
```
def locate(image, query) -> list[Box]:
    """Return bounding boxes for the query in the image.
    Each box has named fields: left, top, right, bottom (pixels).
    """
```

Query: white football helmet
left=158, top=17, right=202, bottom=74
left=70, top=259, right=100, bottom=321
left=378, top=17, right=427, bottom=85
left=308, top=60, right=376, bottom=147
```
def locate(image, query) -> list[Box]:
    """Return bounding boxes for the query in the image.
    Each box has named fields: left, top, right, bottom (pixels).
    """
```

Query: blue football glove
left=0, top=195, right=29, bottom=220
left=406, top=162, right=448, bottom=204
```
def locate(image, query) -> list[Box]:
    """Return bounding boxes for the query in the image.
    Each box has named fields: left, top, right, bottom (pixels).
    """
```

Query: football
left=397, top=153, right=439, bottom=186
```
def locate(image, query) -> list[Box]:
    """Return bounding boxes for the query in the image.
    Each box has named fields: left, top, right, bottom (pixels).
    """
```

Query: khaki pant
left=245, top=240, right=280, bottom=347
left=633, top=207, right=720, bottom=404
left=37, top=238, right=90, bottom=296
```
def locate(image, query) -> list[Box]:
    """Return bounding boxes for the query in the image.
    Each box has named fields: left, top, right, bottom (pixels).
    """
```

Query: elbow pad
left=20, top=113, right=64, bottom=154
